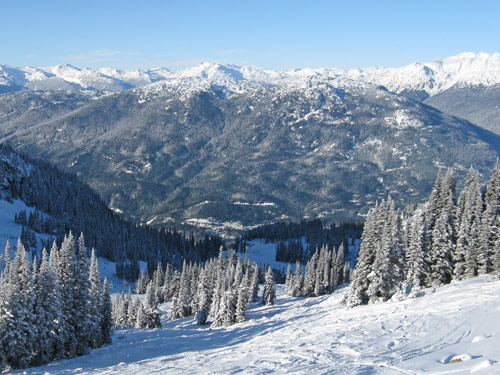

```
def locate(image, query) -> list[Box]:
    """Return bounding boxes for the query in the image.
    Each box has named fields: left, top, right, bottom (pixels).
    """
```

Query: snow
left=10, top=275, right=500, bottom=374
left=0, top=197, right=130, bottom=293
left=0, top=199, right=42, bottom=252
left=3, top=52, right=500, bottom=96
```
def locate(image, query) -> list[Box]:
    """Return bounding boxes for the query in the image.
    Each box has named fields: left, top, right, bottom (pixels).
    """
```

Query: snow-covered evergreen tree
left=345, top=203, right=383, bottom=306
left=32, top=248, right=64, bottom=366
left=261, top=266, right=276, bottom=305
left=0, top=240, right=36, bottom=369
left=454, top=168, right=482, bottom=279
left=195, top=268, right=212, bottom=325
left=88, top=249, right=103, bottom=348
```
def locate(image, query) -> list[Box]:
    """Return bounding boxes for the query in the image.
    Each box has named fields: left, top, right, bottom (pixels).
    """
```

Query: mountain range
left=1, top=52, right=499, bottom=233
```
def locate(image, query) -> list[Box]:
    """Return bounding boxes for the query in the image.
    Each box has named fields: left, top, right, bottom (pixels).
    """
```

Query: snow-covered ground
left=243, top=238, right=360, bottom=273
left=11, top=275, right=500, bottom=375
left=0, top=198, right=131, bottom=293
left=0, top=198, right=38, bottom=252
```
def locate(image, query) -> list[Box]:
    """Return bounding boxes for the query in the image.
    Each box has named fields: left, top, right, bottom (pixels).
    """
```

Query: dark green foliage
left=0, top=144, right=223, bottom=280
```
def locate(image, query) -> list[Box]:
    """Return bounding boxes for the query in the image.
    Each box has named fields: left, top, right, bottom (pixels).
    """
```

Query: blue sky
left=1, top=0, right=498, bottom=71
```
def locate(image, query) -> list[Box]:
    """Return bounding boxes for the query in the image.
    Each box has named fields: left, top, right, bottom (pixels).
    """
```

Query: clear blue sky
left=1, top=0, right=498, bottom=71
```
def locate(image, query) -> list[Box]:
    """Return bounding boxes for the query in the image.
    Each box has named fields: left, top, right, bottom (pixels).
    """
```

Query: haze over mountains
left=1, top=52, right=499, bottom=233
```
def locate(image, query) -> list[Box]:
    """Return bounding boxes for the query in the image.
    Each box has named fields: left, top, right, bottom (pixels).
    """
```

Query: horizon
left=1, top=0, right=499, bottom=72
left=3, top=51, right=499, bottom=74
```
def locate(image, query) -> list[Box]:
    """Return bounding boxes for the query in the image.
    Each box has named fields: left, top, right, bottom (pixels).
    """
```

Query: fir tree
left=88, top=249, right=103, bottom=348
left=32, top=248, right=64, bottom=365
left=100, top=278, right=113, bottom=345
left=261, top=266, right=276, bottom=305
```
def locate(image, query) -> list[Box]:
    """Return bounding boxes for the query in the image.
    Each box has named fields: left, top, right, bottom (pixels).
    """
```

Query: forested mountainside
left=0, top=144, right=223, bottom=279
left=1, top=76, right=499, bottom=231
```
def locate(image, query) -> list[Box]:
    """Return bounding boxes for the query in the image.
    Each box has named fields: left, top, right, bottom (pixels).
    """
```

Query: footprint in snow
left=386, top=340, right=397, bottom=349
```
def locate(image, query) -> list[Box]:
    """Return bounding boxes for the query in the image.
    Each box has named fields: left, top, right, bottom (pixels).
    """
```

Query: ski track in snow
left=11, top=276, right=500, bottom=375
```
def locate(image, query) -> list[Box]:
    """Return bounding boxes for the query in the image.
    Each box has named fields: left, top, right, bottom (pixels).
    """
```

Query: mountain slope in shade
left=1, top=76, right=499, bottom=230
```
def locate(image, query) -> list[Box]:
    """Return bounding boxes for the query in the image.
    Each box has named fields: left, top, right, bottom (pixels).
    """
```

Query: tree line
left=235, top=218, right=363, bottom=263
left=0, top=233, right=112, bottom=371
left=285, top=243, right=350, bottom=297
left=1, top=144, right=224, bottom=280
left=346, top=163, right=500, bottom=306
left=113, top=250, right=276, bottom=329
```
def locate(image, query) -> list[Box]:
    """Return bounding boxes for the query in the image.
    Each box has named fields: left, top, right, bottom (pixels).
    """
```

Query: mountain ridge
left=2, top=52, right=500, bottom=96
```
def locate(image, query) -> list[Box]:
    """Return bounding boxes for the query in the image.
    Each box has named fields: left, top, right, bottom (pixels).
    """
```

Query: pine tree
left=128, top=297, right=140, bottom=327
left=289, top=260, right=303, bottom=297
left=429, top=195, right=454, bottom=285
left=303, top=251, right=318, bottom=297
left=88, top=249, right=103, bottom=348
left=235, top=268, right=251, bottom=323
left=0, top=240, right=36, bottom=369
left=100, top=278, right=113, bottom=345
left=57, top=232, right=79, bottom=357
left=250, top=264, right=260, bottom=303
left=454, top=168, right=482, bottom=279
left=478, top=161, right=500, bottom=273
left=284, top=263, right=292, bottom=294
left=135, top=301, right=147, bottom=329
left=3, top=241, right=11, bottom=276
left=405, top=209, right=427, bottom=291
left=334, top=243, right=345, bottom=288
left=345, top=203, right=381, bottom=306
left=195, top=268, right=212, bottom=325
left=32, top=248, right=64, bottom=365
left=261, top=266, right=276, bottom=305
left=73, top=233, right=92, bottom=355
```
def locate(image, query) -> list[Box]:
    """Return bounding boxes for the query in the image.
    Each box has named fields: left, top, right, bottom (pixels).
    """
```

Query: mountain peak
left=1, top=52, right=500, bottom=95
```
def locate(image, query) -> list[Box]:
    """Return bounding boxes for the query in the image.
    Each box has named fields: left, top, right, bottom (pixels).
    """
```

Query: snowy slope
left=0, top=197, right=131, bottom=293
left=243, top=238, right=360, bottom=273
left=2, top=52, right=500, bottom=95
left=11, top=275, right=500, bottom=374
left=0, top=199, right=38, bottom=252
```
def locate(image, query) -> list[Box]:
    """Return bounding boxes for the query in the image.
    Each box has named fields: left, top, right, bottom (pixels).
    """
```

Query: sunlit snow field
left=9, top=276, right=500, bottom=375
left=2, top=198, right=500, bottom=374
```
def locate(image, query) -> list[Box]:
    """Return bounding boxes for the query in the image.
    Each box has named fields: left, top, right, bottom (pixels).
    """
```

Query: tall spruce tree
left=262, top=266, right=276, bottom=305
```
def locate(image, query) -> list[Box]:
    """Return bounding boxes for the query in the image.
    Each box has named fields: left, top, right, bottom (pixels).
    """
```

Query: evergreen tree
left=429, top=195, right=454, bottom=285
left=128, top=297, right=140, bottom=327
left=100, top=278, right=113, bottom=345
left=261, top=266, right=276, bottom=305
left=235, top=268, right=251, bottom=323
left=195, top=268, right=212, bottom=325
left=478, top=161, right=500, bottom=273
left=135, top=301, right=147, bottom=328
left=454, top=168, right=482, bottom=279
left=345, top=203, right=382, bottom=306
left=284, top=263, right=292, bottom=294
left=57, top=232, right=79, bottom=357
left=88, top=249, right=103, bottom=348
left=405, top=209, right=427, bottom=291
left=250, top=264, right=260, bottom=303
left=0, top=240, right=36, bottom=369
left=32, top=248, right=64, bottom=365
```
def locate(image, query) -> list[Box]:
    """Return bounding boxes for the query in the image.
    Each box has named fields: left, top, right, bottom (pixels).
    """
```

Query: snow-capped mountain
left=1, top=52, right=500, bottom=230
left=2, top=52, right=500, bottom=94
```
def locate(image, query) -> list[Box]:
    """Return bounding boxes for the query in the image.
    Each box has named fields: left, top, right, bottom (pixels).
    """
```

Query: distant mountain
left=1, top=65, right=499, bottom=231
left=2, top=52, right=499, bottom=134
left=2, top=52, right=500, bottom=95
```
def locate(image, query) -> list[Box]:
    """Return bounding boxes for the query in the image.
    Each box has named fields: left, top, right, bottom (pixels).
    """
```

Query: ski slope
left=11, top=275, right=500, bottom=374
